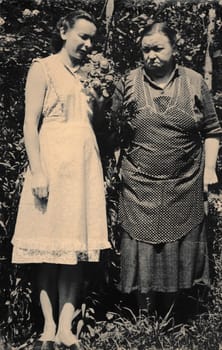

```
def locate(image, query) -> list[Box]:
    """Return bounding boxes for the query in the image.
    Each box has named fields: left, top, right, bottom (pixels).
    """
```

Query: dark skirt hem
left=118, top=279, right=211, bottom=294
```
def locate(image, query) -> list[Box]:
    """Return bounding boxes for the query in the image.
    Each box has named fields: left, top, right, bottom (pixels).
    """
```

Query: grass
left=0, top=193, right=222, bottom=350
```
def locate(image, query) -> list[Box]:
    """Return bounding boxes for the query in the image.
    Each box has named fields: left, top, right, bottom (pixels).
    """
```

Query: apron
left=119, top=67, right=205, bottom=244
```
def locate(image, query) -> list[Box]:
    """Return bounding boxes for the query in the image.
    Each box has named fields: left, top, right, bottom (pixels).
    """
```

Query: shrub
left=0, top=0, right=222, bottom=347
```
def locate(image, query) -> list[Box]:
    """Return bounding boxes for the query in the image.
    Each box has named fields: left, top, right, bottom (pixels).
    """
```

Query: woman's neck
left=57, top=49, right=80, bottom=68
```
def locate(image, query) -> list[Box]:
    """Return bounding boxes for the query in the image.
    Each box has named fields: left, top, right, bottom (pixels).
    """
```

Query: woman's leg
left=157, top=292, right=178, bottom=318
left=137, top=291, right=156, bottom=315
left=37, top=263, right=58, bottom=341
left=55, top=264, right=83, bottom=347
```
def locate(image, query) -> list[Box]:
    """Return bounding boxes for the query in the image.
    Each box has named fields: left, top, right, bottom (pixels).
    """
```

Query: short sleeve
left=32, top=58, right=50, bottom=86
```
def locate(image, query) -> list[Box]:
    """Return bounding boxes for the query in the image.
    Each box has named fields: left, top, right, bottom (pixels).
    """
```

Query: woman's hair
left=140, top=21, right=177, bottom=47
left=51, top=10, right=96, bottom=53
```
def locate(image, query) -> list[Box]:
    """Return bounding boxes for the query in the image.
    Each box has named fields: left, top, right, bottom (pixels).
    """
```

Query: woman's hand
left=203, top=166, right=218, bottom=193
left=203, top=167, right=218, bottom=216
left=31, top=172, right=49, bottom=200
left=87, top=87, right=109, bottom=111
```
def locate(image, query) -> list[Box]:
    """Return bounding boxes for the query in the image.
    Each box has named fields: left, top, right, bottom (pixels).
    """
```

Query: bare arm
left=24, top=61, right=48, bottom=199
left=203, top=137, right=220, bottom=192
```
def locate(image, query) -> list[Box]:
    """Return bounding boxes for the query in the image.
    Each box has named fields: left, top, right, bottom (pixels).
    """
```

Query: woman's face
left=61, top=18, right=96, bottom=61
left=141, top=32, right=174, bottom=74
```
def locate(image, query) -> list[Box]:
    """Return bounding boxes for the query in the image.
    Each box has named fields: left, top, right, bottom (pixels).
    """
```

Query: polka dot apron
left=119, top=67, right=205, bottom=244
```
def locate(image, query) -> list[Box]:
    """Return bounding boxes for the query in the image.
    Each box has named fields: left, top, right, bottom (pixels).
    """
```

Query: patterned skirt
left=119, top=219, right=210, bottom=293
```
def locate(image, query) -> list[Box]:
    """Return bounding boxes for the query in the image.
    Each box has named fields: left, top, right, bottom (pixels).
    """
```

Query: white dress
left=12, top=55, right=110, bottom=265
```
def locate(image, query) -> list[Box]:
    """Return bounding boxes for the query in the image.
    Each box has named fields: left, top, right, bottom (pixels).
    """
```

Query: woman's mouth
left=79, top=49, right=87, bottom=56
left=149, top=60, right=160, bottom=65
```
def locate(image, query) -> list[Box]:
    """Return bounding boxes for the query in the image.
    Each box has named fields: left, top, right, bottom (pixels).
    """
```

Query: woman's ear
left=60, top=26, right=67, bottom=41
left=172, top=45, right=178, bottom=58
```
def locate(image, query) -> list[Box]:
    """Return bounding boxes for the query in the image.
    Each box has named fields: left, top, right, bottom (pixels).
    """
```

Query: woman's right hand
left=31, top=172, right=49, bottom=200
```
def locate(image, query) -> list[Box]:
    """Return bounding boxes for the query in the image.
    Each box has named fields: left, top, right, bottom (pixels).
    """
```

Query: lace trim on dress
left=12, top=247, right=100, bottom=264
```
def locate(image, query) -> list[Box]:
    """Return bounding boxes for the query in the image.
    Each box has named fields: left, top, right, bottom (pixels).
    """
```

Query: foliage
left=108, top=0, right=212, bottom=74
left=0, top=0, right=222, bottom=348
left=79, top=296, right=222, bottom=350
left=74, top=303, right=96, bottom=339
left=81, top=52, right=116, bottom=98
left=0, top=264, right=35, bottom=347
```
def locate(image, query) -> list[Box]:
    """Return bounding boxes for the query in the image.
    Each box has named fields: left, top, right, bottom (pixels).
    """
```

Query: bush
left=0, top=0, right=222, bottom=348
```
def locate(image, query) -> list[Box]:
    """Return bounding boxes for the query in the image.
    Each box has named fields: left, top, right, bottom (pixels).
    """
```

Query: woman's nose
left=148, top=50, right=156, bottom=59
left=85, top=38, right=92, bottom=49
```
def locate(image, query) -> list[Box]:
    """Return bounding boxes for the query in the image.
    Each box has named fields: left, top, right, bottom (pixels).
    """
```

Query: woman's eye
left=80, top=34, right=89, bottom=40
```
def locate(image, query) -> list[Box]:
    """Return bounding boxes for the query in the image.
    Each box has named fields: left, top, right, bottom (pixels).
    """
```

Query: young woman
left=12, top=10, right=110, bottom=350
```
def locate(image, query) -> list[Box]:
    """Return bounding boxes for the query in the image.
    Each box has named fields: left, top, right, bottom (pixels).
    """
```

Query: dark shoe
left=69, top=344, right=80, bottom=350
left=55, top=343, right=80, bottom=350
left=33, top=340, right=55, bottom=350
left=56, top=343, right=80, bottom=350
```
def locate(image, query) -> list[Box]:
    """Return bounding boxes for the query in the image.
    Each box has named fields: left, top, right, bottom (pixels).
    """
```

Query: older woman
left=112, top=21, right=222, bottom=315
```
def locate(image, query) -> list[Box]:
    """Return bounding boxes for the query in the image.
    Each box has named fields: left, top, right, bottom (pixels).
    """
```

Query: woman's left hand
left=203, top=167, right=218, bottom=216
left=87, top=87, right=109, bottom=111
left=203, top=167, right=218, bottom=193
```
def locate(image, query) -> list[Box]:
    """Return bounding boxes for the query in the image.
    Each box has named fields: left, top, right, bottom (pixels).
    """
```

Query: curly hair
left=51, top=10, right=96, bottom=53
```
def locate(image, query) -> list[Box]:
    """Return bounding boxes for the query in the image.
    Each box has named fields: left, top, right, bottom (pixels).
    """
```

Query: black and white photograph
left=0, top=0, right=222, bottom=349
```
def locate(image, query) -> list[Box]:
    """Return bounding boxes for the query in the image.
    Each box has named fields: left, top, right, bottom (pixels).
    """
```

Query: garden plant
left=0, top=0, right=222, bottom=349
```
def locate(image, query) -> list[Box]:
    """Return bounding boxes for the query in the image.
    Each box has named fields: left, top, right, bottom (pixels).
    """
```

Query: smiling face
left=141, top=32, right=174, bottom=75
left=61, top=18, right=97, bottom=61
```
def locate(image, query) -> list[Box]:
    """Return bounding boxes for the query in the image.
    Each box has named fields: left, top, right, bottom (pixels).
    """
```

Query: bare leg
left=37, top=263, right=58, bottom=341
left=55, top=264, right=83, bottom=347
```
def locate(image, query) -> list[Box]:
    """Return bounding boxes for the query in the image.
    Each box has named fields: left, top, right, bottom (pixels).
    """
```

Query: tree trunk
left=204, top=8, right=216, bottom=90
left=105, top=0, right=115, bottom=53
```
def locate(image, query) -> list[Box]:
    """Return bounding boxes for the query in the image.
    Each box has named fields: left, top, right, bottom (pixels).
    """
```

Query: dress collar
left=53, top=54, right=81, bottom=75
left=63, top=63, right=81, bottom=76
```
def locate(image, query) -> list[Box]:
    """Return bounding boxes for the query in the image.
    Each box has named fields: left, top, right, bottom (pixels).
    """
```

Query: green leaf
left=76, top=319, right=84, bottom=338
